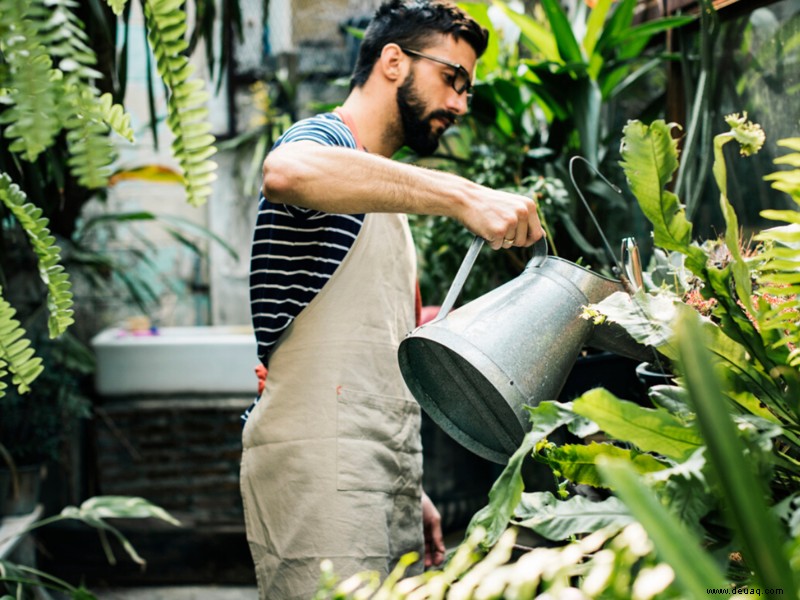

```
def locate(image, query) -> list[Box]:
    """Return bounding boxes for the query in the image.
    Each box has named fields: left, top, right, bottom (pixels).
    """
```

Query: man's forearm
left=262, top=141, right=468, bottom=218
left=261, top=141, right=543, bottom=250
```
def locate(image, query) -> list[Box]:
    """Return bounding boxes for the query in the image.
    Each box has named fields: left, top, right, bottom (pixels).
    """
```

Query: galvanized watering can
left=398, top=234, right=652, bottom=464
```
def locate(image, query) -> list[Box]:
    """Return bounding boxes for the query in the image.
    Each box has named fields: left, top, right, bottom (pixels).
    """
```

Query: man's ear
left=378, top=43, right=407, bottom=84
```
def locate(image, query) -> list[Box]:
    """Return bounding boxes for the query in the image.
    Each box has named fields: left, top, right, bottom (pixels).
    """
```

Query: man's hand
left=422, top=491, right=445, bottom=568
left=457, top=186, right=545, bottom=251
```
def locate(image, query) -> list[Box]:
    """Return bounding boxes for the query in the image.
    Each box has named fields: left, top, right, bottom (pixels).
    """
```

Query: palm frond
left=0, top=286, right=44, bottom=395
left=0, top=173, right=75, bottom=337
left=143, top=0, right=218, bottom=207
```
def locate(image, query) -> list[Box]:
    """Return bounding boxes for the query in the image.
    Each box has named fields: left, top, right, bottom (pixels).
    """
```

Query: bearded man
left=240, top=1, right=544, bottom=597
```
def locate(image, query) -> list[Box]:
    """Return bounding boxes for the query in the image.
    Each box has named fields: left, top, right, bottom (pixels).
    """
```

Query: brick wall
left=94, top=397, right=251, bottom=526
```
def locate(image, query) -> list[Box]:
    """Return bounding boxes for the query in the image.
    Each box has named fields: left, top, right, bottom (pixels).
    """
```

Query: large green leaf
left=598, top=458, right=728, bottom=597
left=542, top=442, right=668, bottom=488
left=614, top=15, right=696, bottom=49
left=491, top=0, right=559, bottom=63
left=540, top=0, right=582, bottom=63
left=573, top=76, right=601, bottom=166
left=675, top=310, right=797, bottom=595
left=582, top=0, right=614, bottom=58
left=587, top=288, right=680, bottom=355
left=573, top=389, right=703, bottom=461
left=459, top=2, right=500, bottom=76
left=619, top=120, right=706, bottom=274
left=512, top=491, right=633, bottom=541
left=465, top=401, right=581, bottom=548
left=594, top=0, right=636, bottom=52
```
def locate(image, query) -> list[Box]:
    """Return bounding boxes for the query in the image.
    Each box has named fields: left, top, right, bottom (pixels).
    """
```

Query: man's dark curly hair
left=349, top=0, right=489, bottom=90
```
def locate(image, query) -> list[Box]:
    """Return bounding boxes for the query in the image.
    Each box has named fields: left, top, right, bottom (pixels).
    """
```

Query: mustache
left=427, top=110, right=459, bottom=127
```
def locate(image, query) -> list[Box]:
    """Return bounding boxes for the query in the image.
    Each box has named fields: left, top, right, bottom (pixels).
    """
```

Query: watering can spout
left=398, top=235, right=652, bottom=464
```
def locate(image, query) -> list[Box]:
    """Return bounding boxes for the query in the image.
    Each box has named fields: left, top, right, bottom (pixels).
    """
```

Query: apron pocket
left=336, top=387, right=422, bottom=496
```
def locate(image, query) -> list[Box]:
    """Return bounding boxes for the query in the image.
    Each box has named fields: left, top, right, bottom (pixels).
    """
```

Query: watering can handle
left=621, top=237, right=644, bottom=291
left=432, top=235, right=548, bottom=322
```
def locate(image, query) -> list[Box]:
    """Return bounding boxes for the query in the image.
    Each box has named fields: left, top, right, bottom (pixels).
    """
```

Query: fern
left=143, top=0, right=218, bottom=206
left=0, top=0, right=62, bottom=161
left=0, top=286, right=44, bottom=395
left=99, top=93, right=135, bottom=142
left=106, top=0, right=129, bottom=16
left=0, top=174, right=75, bottom=337
left=756, top=138, right=800, bottom=366
left=62, top=79, right=121, bottom=189
left=43, top=0, right=135, bottom=188
left=40, top=0, right=102, bottom=80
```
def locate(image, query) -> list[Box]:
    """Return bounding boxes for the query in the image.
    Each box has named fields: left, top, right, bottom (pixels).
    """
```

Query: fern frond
left=100, top=93, right=135, bottom=142
left=755, top=139, right=800, bottom=366
left=39, top=0, right=134, bottom=187
left=0, top=286, right=44, bottom=394
left=765, top=138, right=800, bottom=200
left=0, top=173, right=75, bottom=337
left=143, top=0, right=218, bottom=206
left=106, top=0, right=130, bottom=16
left=62, top=80, right=120, bottom=189
left=40, top=0, right=103, bottom=80
left=0, top=0, right=62, bottom=161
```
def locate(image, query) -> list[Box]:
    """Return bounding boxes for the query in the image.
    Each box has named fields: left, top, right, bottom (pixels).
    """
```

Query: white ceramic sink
left=91, top=326, right=259, bottom=396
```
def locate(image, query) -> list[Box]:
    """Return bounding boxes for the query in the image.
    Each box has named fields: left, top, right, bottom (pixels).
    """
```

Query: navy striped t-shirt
left=249, top=112, right=365, bottom=368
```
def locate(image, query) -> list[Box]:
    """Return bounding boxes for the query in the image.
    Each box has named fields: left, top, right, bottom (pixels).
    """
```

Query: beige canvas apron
left=240, top=210, right=424, bottom=600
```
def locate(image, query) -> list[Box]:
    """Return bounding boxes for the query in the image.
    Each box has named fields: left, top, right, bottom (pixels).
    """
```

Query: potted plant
left=1, top=495, right=180, bottom=598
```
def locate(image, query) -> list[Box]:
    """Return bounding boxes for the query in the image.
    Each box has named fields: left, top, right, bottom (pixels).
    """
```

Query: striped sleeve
left=249, top=112, right=365, bottom=370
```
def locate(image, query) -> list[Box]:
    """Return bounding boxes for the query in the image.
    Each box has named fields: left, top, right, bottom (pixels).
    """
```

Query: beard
left=396, top=70, right=457, bottom=156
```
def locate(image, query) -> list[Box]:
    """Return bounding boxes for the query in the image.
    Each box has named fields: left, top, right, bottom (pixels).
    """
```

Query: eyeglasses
left=400, top=47, right=473, bottom=96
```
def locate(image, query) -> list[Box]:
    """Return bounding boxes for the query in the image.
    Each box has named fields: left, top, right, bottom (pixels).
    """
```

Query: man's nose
left=446, top=89, right=470, bottom=116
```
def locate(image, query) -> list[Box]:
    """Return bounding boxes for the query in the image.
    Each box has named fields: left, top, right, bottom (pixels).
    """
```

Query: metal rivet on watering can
left=399, top=159, right=654, bottom=464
